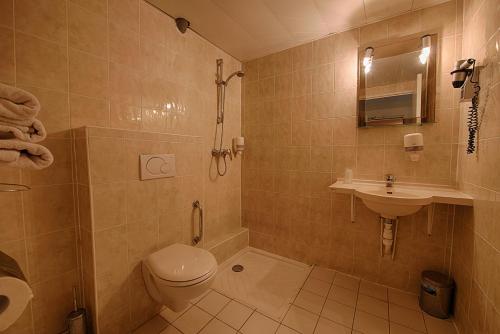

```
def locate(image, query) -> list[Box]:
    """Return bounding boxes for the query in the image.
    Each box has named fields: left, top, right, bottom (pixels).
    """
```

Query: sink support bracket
left=350, top=194, right=356, bottom=223
left=427, top=203, right=434, bottom=236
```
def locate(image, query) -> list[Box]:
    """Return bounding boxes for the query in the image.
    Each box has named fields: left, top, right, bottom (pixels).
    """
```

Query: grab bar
left=192, top=200, right=203, bottom=245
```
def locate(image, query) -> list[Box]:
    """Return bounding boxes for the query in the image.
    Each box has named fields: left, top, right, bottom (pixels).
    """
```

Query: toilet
left=142, top=243, right=218, bottom=311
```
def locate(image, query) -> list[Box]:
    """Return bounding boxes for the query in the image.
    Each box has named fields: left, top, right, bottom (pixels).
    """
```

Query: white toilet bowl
left=142, top=243, right=218, bottom=311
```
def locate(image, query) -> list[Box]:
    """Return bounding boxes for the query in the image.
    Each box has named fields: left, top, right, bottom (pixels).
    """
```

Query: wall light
left=363, top=47, right=374, bottom=73
left=419, top=35, right=431, bottom=64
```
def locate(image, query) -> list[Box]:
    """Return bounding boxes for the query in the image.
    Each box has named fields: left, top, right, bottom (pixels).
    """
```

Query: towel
left=0, top=139, right=53, bottom=170
left=0, top=83, right=40, bottom=121
left=0, top=119, right=47, bottom=142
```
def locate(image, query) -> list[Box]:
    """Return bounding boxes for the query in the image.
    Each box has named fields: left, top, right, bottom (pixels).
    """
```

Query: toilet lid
left=145, top=243, right=217, bottom=283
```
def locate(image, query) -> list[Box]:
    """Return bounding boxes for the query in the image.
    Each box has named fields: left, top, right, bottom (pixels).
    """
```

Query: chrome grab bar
left=192, top=200, right=203, bottom=245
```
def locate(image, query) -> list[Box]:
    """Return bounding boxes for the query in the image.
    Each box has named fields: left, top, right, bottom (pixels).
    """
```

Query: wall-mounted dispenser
left=232, top=137, right=245, bottom=155
left=404, top=133, right=424, bottom=162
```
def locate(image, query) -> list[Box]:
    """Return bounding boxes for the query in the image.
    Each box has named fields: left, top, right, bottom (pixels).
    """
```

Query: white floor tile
left=356, top=294, right=389, bottom=319
left=390, top=322, right=425, bottom=334
left=217, top=300, right=254, bottom=330
left=353, top=310, right=389, bottom=334
left=160, top=305, right=192, bottom=323
left=294, top=290, right=326, bottom=314
left=197, top=290, right=231, bottom=315
left=240, top=312, right=280, bottom=334
left=302, top=277, right=331, bottom=297
left=191, top=289, right=211, bottom=304
left=389, top=304, right=426, bottom=333
left=276, top=325, right=301, bottom=334
left=328, top=285, right=358, bottom=307
left=159, top=325, right=182, bottom=334
left=199, top=318, right=236, bottom=334
left=314, top=317, right=351, bottom=334
left=359, top=280, right=388, bottom=301
left=133, top=315, right=169, bottom=334
left=333, top=273, right=360, bottom=291
left=320, top=299, right=355, bottom=328
left=173, top=306, right=212, bottom=334
left=423, top=313, right=457, bottom=334
left=283, top=305, right=320, bottom=334
left=310, top=267, right=336, bottom=283
left=388, top=289, right=420, bottom=311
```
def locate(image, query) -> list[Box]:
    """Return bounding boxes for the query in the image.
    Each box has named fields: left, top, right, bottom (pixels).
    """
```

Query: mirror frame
left=357, top=33, right=438, bottom=127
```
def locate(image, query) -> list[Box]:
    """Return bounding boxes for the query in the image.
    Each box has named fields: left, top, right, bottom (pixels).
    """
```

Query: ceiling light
left=419, top=35, right=431, bottom=64
left=363, top=47, right=374, bottom=73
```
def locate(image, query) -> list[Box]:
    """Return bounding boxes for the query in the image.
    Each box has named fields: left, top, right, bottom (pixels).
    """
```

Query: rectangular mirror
left=357, top=34, right=437, bottom=127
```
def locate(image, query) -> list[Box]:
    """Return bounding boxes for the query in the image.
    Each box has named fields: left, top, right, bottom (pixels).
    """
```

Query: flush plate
left=140, top=154, right=176, bottom=180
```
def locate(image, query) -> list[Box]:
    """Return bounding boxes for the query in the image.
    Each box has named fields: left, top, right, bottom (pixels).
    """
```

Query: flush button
left=140, top=154, right=176, bottom=180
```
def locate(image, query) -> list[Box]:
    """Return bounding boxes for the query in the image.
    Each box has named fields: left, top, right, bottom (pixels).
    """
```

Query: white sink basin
left=355, top=185, right=433, bottom=219
left=329, top=180, right=473, bottom=220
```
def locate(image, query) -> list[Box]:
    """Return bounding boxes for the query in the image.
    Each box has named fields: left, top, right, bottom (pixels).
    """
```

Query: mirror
left=357, top=34, right=437, bottom=127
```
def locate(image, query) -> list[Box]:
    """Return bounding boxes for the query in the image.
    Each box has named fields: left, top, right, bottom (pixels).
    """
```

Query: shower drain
left=232, top=264, right=244, bottom=272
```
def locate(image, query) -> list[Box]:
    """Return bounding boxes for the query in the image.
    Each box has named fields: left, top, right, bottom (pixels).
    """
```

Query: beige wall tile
left=0, top=0, right=13, bottom=28
left=0, top=27, right=15, bottom=85
left=24, top=184, right=75, bottom=236
left=88, top=136, right=127, bottom=184
left=16, top=32, right=68, bottom=91
left=93, top=182, right=127, bottom=231
left=71, top=0, right=106, bottom=15
left=69, top=2, right=107, bottom=57
left=27, top=228, right=77, bottom=283
left=69, top=49, right=108, bottom=98
left=15, top=0, right=67, bottom=44
left=70, top=94, right=110, bottom=128
left=0, top=192, right=23, bottom=242
left=109, top=22, right=141, bottom=68
left=109, top=0, right=140, bottom=33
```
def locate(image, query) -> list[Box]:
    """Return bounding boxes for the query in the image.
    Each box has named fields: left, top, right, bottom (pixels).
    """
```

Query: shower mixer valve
left=212, top=148, right=232, bottom=160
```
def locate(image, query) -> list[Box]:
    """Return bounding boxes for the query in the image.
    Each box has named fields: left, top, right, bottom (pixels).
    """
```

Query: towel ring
left=0, top=183, right=30, bottom=192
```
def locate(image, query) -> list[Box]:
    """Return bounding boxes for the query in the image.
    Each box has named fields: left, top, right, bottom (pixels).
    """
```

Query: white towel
left=0, top=139, right=53, bottom=170
left=0, top=83, right=40, bottom=121
left=0, top=119, right=47, bottom=142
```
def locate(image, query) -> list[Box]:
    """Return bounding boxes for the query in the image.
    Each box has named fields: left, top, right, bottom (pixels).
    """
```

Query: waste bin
left=419, top=270, right=455, bottom=319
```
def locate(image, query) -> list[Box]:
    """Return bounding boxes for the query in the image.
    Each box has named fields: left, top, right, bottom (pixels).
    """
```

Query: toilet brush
left=65, top=287, right=87, bottom=334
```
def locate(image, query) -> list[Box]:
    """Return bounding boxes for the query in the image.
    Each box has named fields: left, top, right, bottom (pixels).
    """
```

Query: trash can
left=419, top=270, right=455, bottom=319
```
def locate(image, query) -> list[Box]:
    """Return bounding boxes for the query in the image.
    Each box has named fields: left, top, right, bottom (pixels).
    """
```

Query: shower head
left=224, top=71, right=245, bottom=84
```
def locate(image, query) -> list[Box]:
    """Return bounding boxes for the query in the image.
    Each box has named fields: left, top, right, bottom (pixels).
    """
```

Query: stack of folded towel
left=0, top=83, right=53, bottom=170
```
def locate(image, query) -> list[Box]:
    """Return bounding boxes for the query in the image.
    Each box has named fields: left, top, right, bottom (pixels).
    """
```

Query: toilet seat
left=145, top=243, right=217, bottom=287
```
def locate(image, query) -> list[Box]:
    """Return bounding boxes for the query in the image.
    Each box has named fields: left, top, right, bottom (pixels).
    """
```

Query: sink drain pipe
left=380, top=217, right=399, bottom=260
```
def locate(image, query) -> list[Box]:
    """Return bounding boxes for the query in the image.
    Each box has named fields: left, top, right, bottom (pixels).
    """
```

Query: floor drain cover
left=232, top=264, right=244, bottom=272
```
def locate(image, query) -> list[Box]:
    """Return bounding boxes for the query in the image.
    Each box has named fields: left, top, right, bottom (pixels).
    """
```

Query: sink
left=330, top=180, right=473, bottom=220
left=355, top=185, right=433, bottom=219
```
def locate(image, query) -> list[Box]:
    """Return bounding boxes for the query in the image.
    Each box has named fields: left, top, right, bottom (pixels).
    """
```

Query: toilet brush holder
left=64, top=287, right=87, bottom=334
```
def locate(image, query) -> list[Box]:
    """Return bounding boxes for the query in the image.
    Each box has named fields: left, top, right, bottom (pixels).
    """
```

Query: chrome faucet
left=385, top=174, right=396, bottom=187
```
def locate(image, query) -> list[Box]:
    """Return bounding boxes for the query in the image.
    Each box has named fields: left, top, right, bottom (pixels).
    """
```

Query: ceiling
left=147, top=0, right=449, bottom=61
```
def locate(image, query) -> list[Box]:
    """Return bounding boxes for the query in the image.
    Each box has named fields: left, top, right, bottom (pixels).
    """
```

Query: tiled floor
left=134, top=266, right=458, bottom=334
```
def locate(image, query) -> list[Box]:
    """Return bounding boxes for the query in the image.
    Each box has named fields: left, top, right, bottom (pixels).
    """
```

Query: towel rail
left=0, top=183, right=30, bottom=192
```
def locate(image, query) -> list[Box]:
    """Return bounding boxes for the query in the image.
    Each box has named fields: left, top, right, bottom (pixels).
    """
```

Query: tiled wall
left=0, top=0, right=243, bottom=333
left=452, top=0, right=500, bottom=332
left=242, top=1, right=463, bottom=293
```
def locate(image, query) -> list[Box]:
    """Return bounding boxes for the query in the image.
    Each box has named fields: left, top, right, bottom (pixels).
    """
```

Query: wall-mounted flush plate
left=140, top=154, right=176, bottom=180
